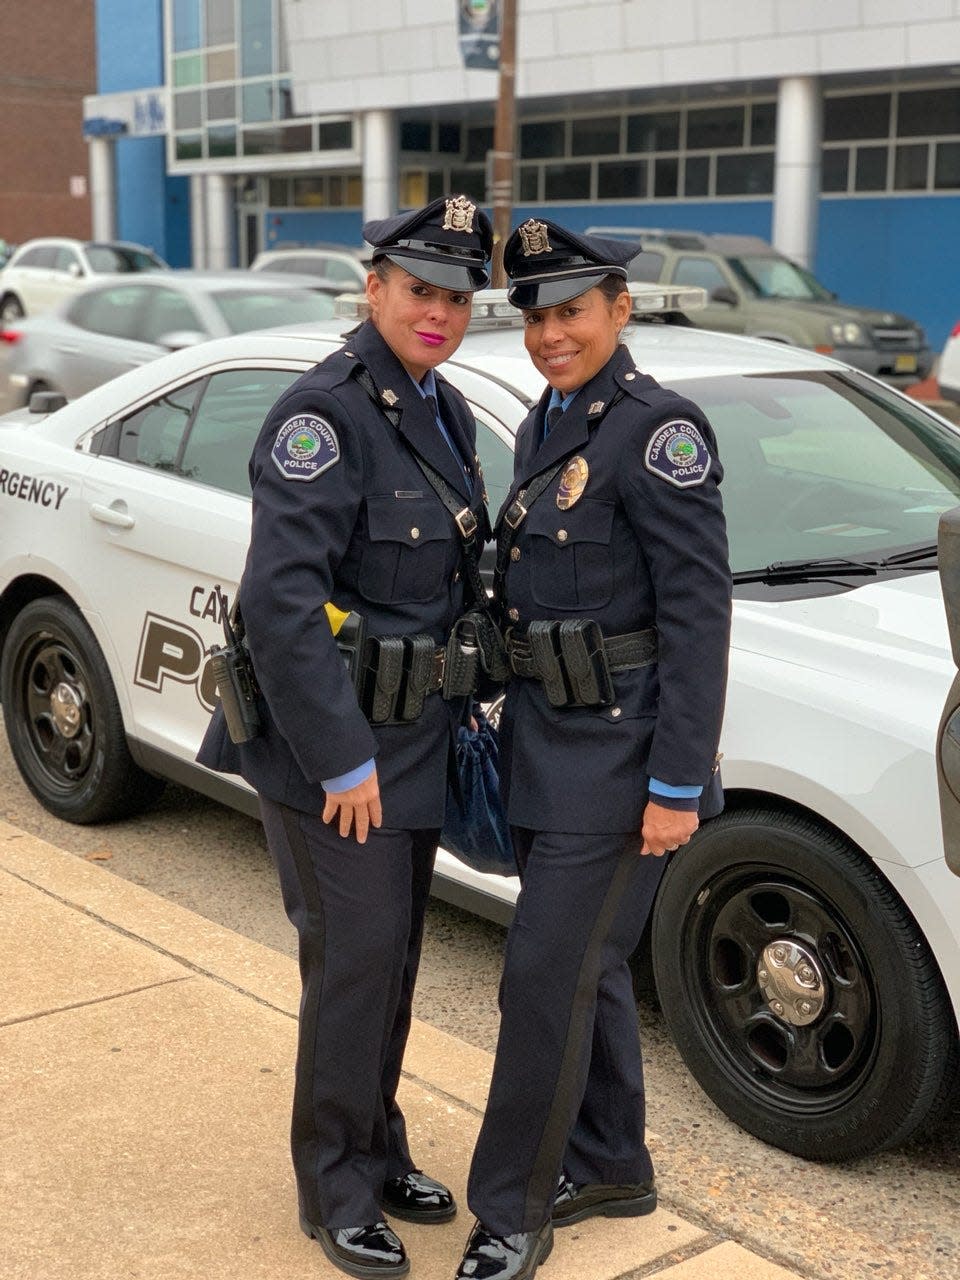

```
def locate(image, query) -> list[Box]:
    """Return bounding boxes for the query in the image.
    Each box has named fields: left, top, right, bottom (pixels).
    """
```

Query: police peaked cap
left=504, top=219, right=641, bottom=308
left=363, top=195, right=493, bottom=291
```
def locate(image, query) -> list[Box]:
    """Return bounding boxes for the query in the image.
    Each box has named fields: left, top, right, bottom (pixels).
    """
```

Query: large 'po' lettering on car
left=135, top=613, right=218, bottom=713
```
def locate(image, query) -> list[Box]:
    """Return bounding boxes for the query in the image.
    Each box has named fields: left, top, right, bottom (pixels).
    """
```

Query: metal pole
left=489, top=0, right=517, bottom=288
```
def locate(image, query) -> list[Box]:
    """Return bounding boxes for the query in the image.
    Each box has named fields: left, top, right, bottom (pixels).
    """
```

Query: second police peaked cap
left=504, top=219, right=641, bottom=309
left=363, top=195, right=494, bottom=291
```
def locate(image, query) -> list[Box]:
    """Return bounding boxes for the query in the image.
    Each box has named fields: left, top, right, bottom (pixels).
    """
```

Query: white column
left=88, top=138, right=116, bottom=241
left=205, top=173, right=234, bottom=269
left=363, top=110, right=398, bottom=225
left=190, top=175, right=207, bottom=269
left=772, top=76, right=822, bottom=269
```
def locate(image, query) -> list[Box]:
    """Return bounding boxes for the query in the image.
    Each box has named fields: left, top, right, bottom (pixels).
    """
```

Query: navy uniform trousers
left=260, top=800, right=440, bottom=1229
left=467, top=827, right=666, bottom=1235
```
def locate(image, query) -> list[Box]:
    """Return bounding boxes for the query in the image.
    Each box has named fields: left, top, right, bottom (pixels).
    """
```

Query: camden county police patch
left=271, top=414, right=340, bottom=481
left=644, top=419, right=711, bottom=489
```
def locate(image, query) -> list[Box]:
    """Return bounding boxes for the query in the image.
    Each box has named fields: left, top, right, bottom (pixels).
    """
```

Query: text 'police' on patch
left=271, top=414, right=340, bottom=482
left=644, top=420, right=711, bottom=489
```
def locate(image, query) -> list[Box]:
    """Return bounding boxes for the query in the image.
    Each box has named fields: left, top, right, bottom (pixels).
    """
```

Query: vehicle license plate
left=895, top=353, right=918, bottom=373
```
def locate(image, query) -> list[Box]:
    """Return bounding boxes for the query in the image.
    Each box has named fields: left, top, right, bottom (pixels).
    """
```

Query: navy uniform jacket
left=497, top=343, right=732, bottom=834
left=197, top=320, right=488, bottom=829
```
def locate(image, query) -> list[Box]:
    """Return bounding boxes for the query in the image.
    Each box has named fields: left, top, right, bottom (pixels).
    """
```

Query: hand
left=640, top=800, right=698, bottom=857
left=322, top=768, right=383, bottom=843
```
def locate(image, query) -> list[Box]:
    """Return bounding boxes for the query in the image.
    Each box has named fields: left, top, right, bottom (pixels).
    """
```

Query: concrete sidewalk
left=1, top=819, right=806, bottom=1280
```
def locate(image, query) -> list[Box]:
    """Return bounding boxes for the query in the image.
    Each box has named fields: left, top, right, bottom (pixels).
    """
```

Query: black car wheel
left=651, top=806, right=957, bottom=1161
left=1, top=597, right=165, bottom=823
left=0, top=293, right=24, bottom=323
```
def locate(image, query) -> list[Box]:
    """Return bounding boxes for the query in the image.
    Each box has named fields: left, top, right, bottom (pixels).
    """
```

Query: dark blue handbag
left=441, top=709, right=516, bottom=876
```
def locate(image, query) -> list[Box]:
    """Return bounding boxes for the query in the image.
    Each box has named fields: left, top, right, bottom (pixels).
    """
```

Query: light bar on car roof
left=333, top=282, right=706, bottom=330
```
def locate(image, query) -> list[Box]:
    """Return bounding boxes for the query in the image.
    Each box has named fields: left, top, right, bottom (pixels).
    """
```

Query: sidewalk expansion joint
left=1, top=975, right=193, bottom=1028
left=398, top=1068, right=485, bottom=1119
left=654, top=1194, right=824, bottom=1280
left=3, top=865, right=299, bottom=1023
left=608, top=1231, right=726, bottom=1278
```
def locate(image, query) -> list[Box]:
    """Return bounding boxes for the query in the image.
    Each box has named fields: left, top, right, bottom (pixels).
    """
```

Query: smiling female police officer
left=453, top=222, right=732, bottom=1280
left=198, top=196, right=492, bottom=1279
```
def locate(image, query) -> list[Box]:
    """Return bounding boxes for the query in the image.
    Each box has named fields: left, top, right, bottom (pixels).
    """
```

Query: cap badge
left=382, top=388, right=399, bottom=406
left=443, top=195, right=477, bottom=233
left=556, top=456, right=589, bottom=510
left=519, top=219, right=552, bottom=256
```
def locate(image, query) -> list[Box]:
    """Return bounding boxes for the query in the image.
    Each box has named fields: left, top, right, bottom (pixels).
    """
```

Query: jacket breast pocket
left=359, top=496, right=451, bottom=604
left=527, top=498, right=615, bottom=610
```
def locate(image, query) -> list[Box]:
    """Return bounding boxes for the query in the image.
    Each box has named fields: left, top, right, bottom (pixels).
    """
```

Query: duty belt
left=357, top=632, right=479, bottom=725
left=506, top=621, right=657, bottom=709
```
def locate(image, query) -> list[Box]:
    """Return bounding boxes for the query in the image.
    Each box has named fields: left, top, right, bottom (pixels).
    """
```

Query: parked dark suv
left=588, top=226, right=932, bottom=385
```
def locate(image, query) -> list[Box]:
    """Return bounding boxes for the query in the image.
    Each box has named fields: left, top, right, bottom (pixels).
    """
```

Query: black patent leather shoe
left=551, top=1170, right=657, bottom=1227
left=381, top=1169, right=457, bottom=1223
left=454, top=1219, right=553, bottom=1279
left=299, top=1215, right=410, bottom=1278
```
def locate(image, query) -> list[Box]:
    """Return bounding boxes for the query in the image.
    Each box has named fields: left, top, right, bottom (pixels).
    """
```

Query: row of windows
left=266, top=173, right=363, bottom=208
left=172, top=0, right=278, bottom=71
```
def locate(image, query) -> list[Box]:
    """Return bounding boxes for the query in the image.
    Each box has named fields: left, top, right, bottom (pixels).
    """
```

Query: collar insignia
left=588, top=400, right=605, bottom=415
left=443, top=195, right=476, bottom=233
left=519, top=219, right=552, bottom=256
left=382, top=389, right=399, bottom=406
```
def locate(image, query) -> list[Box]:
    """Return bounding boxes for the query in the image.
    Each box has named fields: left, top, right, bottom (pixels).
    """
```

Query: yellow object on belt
left=324, top=602, right=351, bottom=635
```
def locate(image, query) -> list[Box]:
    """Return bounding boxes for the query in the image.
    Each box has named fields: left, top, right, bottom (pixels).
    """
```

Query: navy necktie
left=544, top=404, right=562, bottom=440
left=428, top=394, right=470, bottom=479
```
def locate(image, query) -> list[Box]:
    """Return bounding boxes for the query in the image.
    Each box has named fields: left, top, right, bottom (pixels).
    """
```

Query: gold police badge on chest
left=557, top=456, right=589, bottom=510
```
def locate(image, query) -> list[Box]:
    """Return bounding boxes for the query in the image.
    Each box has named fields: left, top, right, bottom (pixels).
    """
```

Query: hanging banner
left=458, top=0, right=500, bottom=70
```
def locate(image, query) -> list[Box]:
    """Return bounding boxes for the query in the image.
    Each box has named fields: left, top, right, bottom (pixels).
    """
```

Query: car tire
left=651, top=806, right=957, bottom=1161
left=0, top=293, right=24, bottom=323
left=1, top=597, right=166, bottom=823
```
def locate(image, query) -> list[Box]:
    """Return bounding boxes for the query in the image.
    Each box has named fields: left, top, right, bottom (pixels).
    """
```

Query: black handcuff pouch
left=358, top=636, right=406, bottom=723
left=526, top=618, right=615, bottom=708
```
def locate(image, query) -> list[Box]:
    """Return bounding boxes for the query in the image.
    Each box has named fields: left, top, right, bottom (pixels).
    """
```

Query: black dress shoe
left=299, top=1215, right=410, bottom=1278
left=454, top=1219, right=553, bottom=1279
left=551, top=1170, right=657, bottom=1227
left=382, top=1169, right=457, bottom=1223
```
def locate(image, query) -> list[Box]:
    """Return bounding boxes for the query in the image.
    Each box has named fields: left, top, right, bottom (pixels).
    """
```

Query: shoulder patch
left=271, top=414, right=340, bottom=482
left=644, top=419, right=711, bottom=489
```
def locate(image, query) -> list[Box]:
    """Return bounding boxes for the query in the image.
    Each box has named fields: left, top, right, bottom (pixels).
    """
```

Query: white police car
left=1, top=289, right=959, bottom=1164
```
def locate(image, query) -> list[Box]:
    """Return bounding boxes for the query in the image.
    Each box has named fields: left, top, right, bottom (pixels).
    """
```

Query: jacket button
left=411, top=527, right=420, bottom=539
left=610, top=706, right=622, bottom=718
left=510, top=547, right=521, bottom=561
left=557, top=529, right=568, bottom=542
left=508, top=608, right=520, bottom=622
left=624, top=372, right=636, bottom=381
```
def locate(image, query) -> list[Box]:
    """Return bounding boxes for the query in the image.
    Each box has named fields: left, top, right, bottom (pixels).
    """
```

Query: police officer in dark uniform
left=198, top=196, right=493, bottom=1279
left=453, top=221, right=732, bottom=1280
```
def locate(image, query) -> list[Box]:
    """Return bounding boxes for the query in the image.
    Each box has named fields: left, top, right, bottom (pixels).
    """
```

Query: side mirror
left=155, top=329, right=208, bottom=351
left=936, top=505, right=960, bottom=876
left=67, top=262, right=83, bottom=278
left=29, top=390, right=68, bottom=413
left=710, top=286, right=739, bottom=307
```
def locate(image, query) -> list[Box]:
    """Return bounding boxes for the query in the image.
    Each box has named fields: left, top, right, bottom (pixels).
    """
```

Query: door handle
left=90, top=501, right=135, bottom=529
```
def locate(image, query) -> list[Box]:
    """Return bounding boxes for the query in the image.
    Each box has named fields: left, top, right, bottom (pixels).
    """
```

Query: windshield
left=86, top=244, right=168, bottom=273
left=728, top=255, right=834, bottom=302
left=211, top=288, right=336, bottom=333
left=672, top=371, right=960, bottom=576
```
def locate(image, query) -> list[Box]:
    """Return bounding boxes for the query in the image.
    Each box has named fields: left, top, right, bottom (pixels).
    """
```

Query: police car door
left=81, top=361, right=309, bottom=763
left=938, top=504, right=960, bottom=876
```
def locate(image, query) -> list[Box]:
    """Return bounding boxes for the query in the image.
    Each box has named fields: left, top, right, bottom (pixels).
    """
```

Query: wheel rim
left=681, top=862, right=878, bottom=1116
left=12, top=629, right=97, bottom=796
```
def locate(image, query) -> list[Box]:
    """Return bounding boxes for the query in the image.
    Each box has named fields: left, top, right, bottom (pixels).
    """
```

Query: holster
left=208, top=638, right=262, bottom=744
left=527, top=621, right=569, bottom=708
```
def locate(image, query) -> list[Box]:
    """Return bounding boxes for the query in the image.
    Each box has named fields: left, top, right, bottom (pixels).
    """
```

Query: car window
left=15, top=245, right=56, bottom=268
left=672, top=256, right=730, bottom=294
left=730, top=255, right=832, bottom=302
left=209, top=287, right=335, bottom=333
left=322, top=258, right=364, bottom=286
left=472, top=412, right=515, bottom=516
left=114, top=383, right=202, bottom=471
left=68, top=285, right=151, bottom=339
left=138, top=288, right=206, bottom=343
left=179, top=368, right=304, bottom=495
left=53, top=247, right=82, bottom=274
left=85, top=244, right=166, bottom=273
left=677, top=371, right=960, bottom=573
left=626, top=251, right=665, bottom=284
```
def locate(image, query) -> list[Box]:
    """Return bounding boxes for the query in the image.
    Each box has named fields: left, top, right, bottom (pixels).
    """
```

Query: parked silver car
left=0, top=271, right=337, bottom=412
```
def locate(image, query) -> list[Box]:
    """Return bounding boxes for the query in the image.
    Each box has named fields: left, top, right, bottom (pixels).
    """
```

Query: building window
left=465, top=125, right=493, bottom=162
left=520, top=121, right=566, bottom=159
left=750, top=102, right=776, bottom=146
left=174, top=91, right=203, bottom=131
left=208, top=125, right=237, bottom=158
left=544, top=163, right=591, bottom=200
left=448, top=167, right=486, bottom=201
left=597, top=159, right=647, bottom=199
left=683, top=155, right=710, bottom=197
left=241, top=0, right=273, bottom=77
left=572, top=116, right=620, bottom=156
left=207, top=49, right=236, bottom=81
left=897, top=88, right=960, bottom=138
left=716, top=151, right=774, bottom=196
left=894, top=143, right=928, bottom=191
left=935, top=141, right=960, bottom=190
left=654, top=157, right=679, bottom=198
left=400, top=121, right=432, bottom=151
left=173, top=0, right=201, bottom=52
left=173, top=54, right=203, bottom=87
left=206, top=85, right=236, bottom=120
left=318, top=121, right=352, bottom=151
left=821, top=149, right=849, bottom=193
left=686, top=105, right=744, bottom=151
left=242, top=81, right=274, bottom=123
left=206, top=0, right=235, bottom=46
left=175, top=133, right=203, bottom=161
left=626, top=111, right=679, bottom=152
left=824, top=93, right=891, bottom=141
left=518, top=167, right=540, bottom=201
left=438, top=122, right=461, bottom=153
left=854, top=146, right=888, bottom=191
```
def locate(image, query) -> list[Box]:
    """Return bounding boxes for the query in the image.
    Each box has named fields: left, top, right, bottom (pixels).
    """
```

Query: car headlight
left=829, top=321, right=865, bottom=346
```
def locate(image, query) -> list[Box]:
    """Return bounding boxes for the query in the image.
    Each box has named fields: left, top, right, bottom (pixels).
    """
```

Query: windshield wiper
left=874, top=543, right=938, bottom=567
left=733, top=557, right=880, bottom=584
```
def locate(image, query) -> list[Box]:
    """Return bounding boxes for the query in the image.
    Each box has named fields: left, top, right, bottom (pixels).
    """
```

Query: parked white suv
left=0, top=238, right=168, bottom=322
